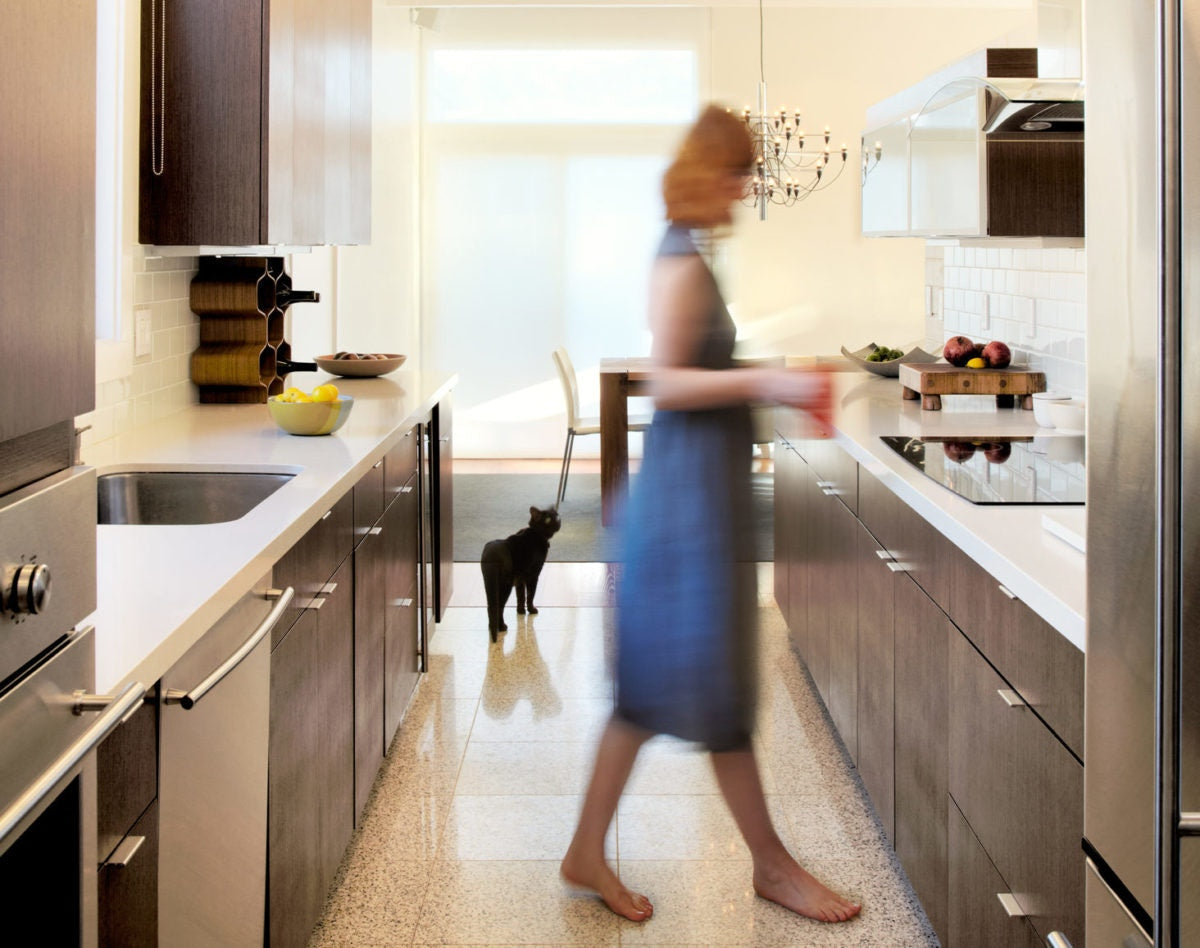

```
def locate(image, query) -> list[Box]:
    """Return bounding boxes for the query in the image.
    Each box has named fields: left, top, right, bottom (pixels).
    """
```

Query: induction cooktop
left=881, top=435, right=1086, bottom=505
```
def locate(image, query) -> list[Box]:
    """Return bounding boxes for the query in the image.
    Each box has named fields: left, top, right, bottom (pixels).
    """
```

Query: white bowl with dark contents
left=314, top=352, right=406, bottom=378
left=840, top=343, right=940, bottom=378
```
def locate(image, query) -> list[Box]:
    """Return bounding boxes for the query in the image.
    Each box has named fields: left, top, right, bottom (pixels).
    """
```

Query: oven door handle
left=0, top=679, right=146, bottom=847
left=163, top=586, right=294, bottom=710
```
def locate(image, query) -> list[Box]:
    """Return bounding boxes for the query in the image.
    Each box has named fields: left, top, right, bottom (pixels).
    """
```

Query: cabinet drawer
left=353, top=458, right=385, bottom=544
left=949, top=627, right=1084, bottom=945
left=99, top=799, right=159, bottom=948
left=273, top=491, right=354, bottom=643
left=802, top=439, right=858, bottom=516
left=951, top=551, right=1083, bottom=757
left=97, top=696, right=157, bottom=863
left=385, top=427, right=420, bottom=504
left=949, top=799, right=1043, bottom=948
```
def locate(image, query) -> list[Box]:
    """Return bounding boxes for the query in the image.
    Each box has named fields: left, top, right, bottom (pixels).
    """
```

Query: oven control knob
left=4, top=563, right=51, bottom=615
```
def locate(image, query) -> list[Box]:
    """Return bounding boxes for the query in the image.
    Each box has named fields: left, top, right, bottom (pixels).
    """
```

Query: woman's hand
left=759, top=367, right=831, bottom=410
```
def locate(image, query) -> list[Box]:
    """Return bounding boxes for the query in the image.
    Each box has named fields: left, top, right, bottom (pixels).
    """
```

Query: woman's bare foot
left=752, top=858, right=861, bottom=923
left=561, top=850, right=653, bottom=921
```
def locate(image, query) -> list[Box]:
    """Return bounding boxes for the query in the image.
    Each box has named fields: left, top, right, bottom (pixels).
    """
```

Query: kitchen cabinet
left=97, top=698, right=158, bottom=948
left=138, top=0, right=371, bottom=247
left=949, top=799, right=1043, bottom=948
left=948, top=625, right=1083, bottom=946
left=1, top=0, right=95, bottom=483
left=384, top=437, right=422, bottom=745
left=773, top=423, right=1082, bottom=947
left=269, top=511, right=354, bottom=948
left=352, top=461, right=386, bottom=820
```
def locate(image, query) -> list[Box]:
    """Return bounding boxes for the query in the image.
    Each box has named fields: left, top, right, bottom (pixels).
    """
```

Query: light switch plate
left=134, top=308, right=153, bottom=358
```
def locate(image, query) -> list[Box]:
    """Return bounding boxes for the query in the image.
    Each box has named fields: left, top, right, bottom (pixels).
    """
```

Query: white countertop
left=822, top=370, right=1085, bottom=651
left=85, top=367, right=457, bottom=694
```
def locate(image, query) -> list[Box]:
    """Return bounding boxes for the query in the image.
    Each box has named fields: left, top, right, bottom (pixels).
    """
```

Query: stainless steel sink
left=97, top=471, right=295, bottom=525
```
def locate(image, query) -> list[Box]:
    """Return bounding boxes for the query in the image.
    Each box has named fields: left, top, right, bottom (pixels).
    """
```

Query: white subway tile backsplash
left=931, top=240, right=1087, bottom=398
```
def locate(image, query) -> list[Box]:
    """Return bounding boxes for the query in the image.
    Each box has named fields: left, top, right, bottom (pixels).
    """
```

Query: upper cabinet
left=862, top=48, right=1083, bottom=239
left=138, top=0, right=372, bottom=249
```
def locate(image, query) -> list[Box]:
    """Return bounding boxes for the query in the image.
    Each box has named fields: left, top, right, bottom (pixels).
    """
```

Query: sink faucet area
left=97, top=470, right=296, bottom=525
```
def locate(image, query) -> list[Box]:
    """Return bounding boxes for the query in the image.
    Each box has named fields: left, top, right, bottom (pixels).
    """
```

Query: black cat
left=480, top=506, right=561, bottom=641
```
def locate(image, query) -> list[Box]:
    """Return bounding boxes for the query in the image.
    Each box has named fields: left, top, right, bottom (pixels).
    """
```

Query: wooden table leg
left=600, top=372, right=629, bottom=527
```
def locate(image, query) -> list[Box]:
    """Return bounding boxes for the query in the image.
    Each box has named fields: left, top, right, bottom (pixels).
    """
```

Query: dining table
left=598, top=357, right=654, bottom=526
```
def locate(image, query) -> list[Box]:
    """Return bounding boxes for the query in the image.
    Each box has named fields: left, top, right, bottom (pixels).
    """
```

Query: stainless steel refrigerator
left=1085, top=1, right=1200, bottom=945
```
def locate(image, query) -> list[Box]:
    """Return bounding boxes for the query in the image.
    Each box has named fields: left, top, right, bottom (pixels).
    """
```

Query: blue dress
left=614, top=225, right=758, bottom=752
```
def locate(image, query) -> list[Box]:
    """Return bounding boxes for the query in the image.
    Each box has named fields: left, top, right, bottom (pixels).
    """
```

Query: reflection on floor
left=308, top=562, right=938, bottom=947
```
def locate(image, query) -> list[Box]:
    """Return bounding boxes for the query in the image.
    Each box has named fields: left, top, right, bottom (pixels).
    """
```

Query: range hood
left=980, top=78, right=1085, bottom=134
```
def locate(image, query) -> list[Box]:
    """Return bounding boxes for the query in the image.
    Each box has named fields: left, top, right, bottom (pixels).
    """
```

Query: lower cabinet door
left=269, top=610, right=323, bottom=948
left=949, top=627, right=1084, bottom=945
left=949, top=799, right=1044, bottom=948
left=98, top=801, right=158, bottom=948
left=384, top=480, right=420, bottom=745
left=856, top=519, right=895, bottom=842
left=353, top=521, right=386, bottom=819
left=317, top=558, right=355, bottom=892
left=826, top=496, right=859, bottom=763
left=894, top=574, right=950, bottom=944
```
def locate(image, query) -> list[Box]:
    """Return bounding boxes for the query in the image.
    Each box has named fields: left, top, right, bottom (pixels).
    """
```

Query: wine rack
left=188, top=257, right=319, bottom=404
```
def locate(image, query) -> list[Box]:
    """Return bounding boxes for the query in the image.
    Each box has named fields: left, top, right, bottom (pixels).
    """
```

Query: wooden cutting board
left=899, top=363, right=1046, bottom=410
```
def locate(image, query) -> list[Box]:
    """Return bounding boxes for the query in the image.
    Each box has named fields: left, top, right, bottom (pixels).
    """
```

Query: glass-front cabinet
left=909, top=79, right=986, bottom=236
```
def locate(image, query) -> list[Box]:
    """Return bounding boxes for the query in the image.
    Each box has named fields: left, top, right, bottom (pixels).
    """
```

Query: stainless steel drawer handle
left=886, top=561, right=912, bottom=573
left=1180, top=812, right=1200, bottom=835
left=998, top=584, right=1019, bottom=601
left=1046, top=933, right=1074, bottom=948
left=393, top=598, right=414, bottom=607
left=400, top=485, right=415, bottom=494
left=875, top=550, right=893, bottom=560
left=108, top=834, right=146, bottom=867
left=368, top=526, right=382, bottom=536
left=996, top=892, right=1028, bottom=917
left=295, top=597, right=325, bottom=611
left=321, top=509, right=333, bottom=521
left=164, top=587, right=294, bottom=710
left=816, top=480, right=834, bottom=488
left=317, top=582, right=338, bottom=596
left=0, top=679, right=146, bottom=848
left=997, top=688, right=1026, bottom=708
left=373, top=460, right=382, bottom=469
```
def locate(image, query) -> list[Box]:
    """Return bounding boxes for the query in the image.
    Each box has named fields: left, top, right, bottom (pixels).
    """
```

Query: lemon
left=310, top=383, right=339, bottom=403
left=966, top=357, right=986, bottom=369
left=293, top=391, right=313, bottom=403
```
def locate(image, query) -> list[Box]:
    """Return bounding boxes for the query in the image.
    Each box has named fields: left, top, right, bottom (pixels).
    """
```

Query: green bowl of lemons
left=267, top=384, right=355, bottom=436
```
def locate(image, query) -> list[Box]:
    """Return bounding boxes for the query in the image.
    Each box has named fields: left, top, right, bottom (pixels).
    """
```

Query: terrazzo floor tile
left=439, top=793, right=615, bottom=861
left=470, top=696, right=615, bottom=743
left=412, top=858, right=623, bottom=945
left=308, top=856, right=431, bottom=947
left=614, top=793, right=791, bottom=861
left=456, top=740, right=593, bottom=795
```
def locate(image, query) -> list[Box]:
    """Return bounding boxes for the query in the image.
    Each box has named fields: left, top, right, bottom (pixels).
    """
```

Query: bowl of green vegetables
left=840, top=343, right=940, bottom=378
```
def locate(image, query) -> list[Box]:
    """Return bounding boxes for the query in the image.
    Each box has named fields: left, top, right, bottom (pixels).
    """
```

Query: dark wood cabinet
left=273, top=492, right=354, bottom=645
left=949, top=799, right=1044, bottom=948
left=138, top=0, right=371, bottom=247
left=384, top=470, right=421, bottom=745
left=856, top=519, right=895, bottom=841
left=98, top=801, right=159, bottom=948
left=894, top=574, right=951, bottom=944
left=774, top=425, right=1083, bottom=948
left=97, top=699, right=158, bottom=948
left=952, top=552, right=1084, bottom=758
left=270, top=521, right=354, bottom=948
left=949, top=626, right=1084, bottom=946
left=352, top=507, right=386, bottom=819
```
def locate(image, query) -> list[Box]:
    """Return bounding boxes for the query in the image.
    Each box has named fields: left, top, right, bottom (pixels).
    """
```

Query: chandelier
left=740, top=0, right=848, bottom=219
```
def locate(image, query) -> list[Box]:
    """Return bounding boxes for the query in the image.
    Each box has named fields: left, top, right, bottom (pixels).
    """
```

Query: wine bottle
left=276, top=357, right=318, bottom=375
left=274, top=284, right=320, bottom=308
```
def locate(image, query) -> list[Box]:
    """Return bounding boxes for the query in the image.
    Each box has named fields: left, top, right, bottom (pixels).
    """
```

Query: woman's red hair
left=661, top=105, right=753, bottom=226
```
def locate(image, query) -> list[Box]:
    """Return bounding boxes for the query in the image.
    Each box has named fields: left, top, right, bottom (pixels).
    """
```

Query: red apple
left=984, top=441, right=1012, bottom=463
left=943, top=336, right=976, bottom=367
left=981, top=340, right=1012, bottom=368
left=943, top=441, right=976, bottom=463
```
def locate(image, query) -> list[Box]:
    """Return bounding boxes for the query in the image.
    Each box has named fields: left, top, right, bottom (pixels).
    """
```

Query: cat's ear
left=529, top=506, right=539, bottom=518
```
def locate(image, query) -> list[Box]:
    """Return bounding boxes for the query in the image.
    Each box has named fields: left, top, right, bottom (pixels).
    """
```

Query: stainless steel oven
left=0, top=467, right=145, bottom=944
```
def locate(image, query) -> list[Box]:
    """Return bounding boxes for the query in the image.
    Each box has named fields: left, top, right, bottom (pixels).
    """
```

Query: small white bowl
left=1032, top=391, right=1071, bottom=428
left=1045, top=399, right=1086, bottom=432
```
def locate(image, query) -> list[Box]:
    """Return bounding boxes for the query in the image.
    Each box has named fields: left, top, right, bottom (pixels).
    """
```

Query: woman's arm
left=647, top=255, right=828, bottom=413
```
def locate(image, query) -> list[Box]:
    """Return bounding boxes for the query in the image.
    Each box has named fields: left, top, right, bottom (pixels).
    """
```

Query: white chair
left=552, top=347, right=650, bottom=507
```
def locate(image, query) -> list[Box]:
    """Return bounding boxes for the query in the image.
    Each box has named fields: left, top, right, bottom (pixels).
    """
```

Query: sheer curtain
left=419, top=7, right=709, bottom=459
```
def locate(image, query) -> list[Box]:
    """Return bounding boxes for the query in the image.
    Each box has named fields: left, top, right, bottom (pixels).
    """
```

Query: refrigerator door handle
left=1046, top=933, right=1073, bottom=948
